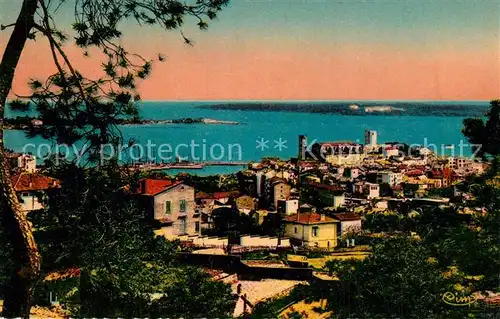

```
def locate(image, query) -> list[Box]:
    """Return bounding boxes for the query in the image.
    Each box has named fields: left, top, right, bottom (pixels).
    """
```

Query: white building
left=365, top=130, right=377, bottom=146
left=12, top=173, right=60, bottom=212
left=401, top=157, right=428, bottom=166
left=7, top=153, right=37, bottom=173
left=366, top=183, right=380, bottom=199
left=325, top=153, right=365, bottom=165
left=333, top=213, right=362, bottom=237
left=277, top=199, right=299, bottom=215
left=377, top=171, right=403, bottom=186
left=418, top=147, right=433, bottom=156
left=134, top=179, right=200, bottom=239
left=383, top=146, right=399, bottom=158
left=448, top=157, right=469, bottom=170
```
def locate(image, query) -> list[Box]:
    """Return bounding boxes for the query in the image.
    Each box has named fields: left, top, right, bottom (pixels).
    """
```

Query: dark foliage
left=463, top=100, right=500, bottom=159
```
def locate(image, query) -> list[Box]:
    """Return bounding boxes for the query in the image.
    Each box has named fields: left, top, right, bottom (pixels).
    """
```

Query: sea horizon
left=137, top=99, right=491, bottom=103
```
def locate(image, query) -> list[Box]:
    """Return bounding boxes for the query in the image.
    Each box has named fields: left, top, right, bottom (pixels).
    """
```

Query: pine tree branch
left=33, top=23, right=87, bottom=102
left=0, top=23, right=16, bottom=31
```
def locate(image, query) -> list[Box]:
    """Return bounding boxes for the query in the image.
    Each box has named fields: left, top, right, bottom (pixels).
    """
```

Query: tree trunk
left=0, top=0, right=40, bottom=317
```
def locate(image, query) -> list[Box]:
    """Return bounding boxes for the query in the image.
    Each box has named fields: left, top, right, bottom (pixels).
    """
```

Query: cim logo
left=442, top=291, right=478, bottom=306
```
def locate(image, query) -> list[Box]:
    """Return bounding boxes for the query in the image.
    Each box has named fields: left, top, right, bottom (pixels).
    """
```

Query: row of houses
left=131, top=177, right=360, bottom=248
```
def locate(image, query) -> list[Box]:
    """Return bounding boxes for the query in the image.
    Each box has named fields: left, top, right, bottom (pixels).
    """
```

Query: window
left=49, top=291, right=58, bottom=304
left=180, top=219, right=187, bottom=235
left=165, top=201, right=171, bottom=214
left=179, top=199, right=186, bottom=213
left=22, top=192, right=29, bottom=197
left=294, top=226, right=298, bottom=234
left=312, top=226, right=319, bottom=237
left=195, top=221, right=200, bottom=232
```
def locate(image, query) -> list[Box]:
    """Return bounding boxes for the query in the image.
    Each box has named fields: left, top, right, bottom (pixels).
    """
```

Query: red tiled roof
left=135, top=179, right=182, bottom=196
left=214, top=191, right=240, bottom=199
left=298, top=162, right=315, bottom=167
left=406, top=170, right=424, bottom=177
left=391, top=185, right=403, bottom=191
left=12, top=174, right=60, bottom=192
left=196, top=191, right=210, bottom=199
left=283, top=212, right=338, bottom=224
left=429, top=169, right=443, bottom=178
left=307, top=182, right=344, bottom=192
left=333, top=213, right=361, bottom=221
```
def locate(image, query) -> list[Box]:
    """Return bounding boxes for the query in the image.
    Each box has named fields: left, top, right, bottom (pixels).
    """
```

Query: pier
left=127, top=161, right=249, bottom=171
left=204, top=161, right=249, bottom=166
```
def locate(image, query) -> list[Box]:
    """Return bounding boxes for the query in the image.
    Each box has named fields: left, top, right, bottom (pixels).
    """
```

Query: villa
left=282, top=212, right=339, bottom=249
left=12, top=173, right=60, bottom=212
left=133, top=179, right=200, bottom=239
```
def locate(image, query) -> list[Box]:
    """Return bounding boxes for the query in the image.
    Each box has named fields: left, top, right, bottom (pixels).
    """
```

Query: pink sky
left=1, top=1, right=499, bottom=101
left=2, top=31, right=499, bottom=101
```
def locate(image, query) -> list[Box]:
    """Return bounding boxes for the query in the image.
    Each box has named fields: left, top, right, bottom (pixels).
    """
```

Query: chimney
left=296, top=213, right=300, bottom=221
left=28, top=175, right=33, bottom=188
left=320, top=214, right=326, bottom=221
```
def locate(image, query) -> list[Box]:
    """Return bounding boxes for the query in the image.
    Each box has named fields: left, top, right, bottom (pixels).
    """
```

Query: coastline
left=120, top=118, right=240, bottom=125
left=4, top=117, right=240, bottom=130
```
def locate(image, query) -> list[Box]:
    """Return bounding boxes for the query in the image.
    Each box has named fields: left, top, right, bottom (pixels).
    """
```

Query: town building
left=282, top=212, right=339, bottom=249
left=377, top=171, right=403, bottom=186
left=365, top=130, right=377, bottom=146
left=417, top=147, right=433, bottom=156
left=298, top=134, right=307, bottom=160
left=448, top=157, right=469, bottom=170
left=237, top=170, right=257, bottom=197
left=277, top=199, right=299, bottom=216
left=133, top=179, right=200, bottom=239
left=306, top=182, right=345, bottom=208
left=365, top=182, right=380, bottom=199
left=333, top=213, right=362, bottom=237
left=383, top=146, right=400, bottom=158
left=263, top=177, right=291, bottom=208
left=344, top=167, right=362, bottom=180
left=196, top=191, right=239, bottom=207
left=12, top=173, right=60, bottom=212
left=6, top=152, right=37, bottom=173
left=311, top=142, right=365, bottom=165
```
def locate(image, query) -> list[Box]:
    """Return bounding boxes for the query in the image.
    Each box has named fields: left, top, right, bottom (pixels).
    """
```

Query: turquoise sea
left=5, top=101, right=490, bottom=176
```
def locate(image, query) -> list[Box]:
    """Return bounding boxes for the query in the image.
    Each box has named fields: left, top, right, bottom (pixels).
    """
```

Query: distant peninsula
left=121, top=118, right=240, bottom=125
left=4, top=117, right=240, bottom=129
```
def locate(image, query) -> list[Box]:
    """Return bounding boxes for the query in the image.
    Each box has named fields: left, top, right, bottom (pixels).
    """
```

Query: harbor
left=128, top=160, right=250, bottom=171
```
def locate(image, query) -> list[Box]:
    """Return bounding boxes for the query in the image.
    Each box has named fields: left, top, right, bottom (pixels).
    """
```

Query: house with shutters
left=282, top=212, right=340, bottom=249
left=12, top=173, right=60, bottom=212
left=133, top=179, right=200, bottom=239
left=333, top=213, right=362, bottom=237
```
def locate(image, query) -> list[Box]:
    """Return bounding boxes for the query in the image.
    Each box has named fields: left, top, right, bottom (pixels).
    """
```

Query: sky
left=0, top=0, right=499, bottom=100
